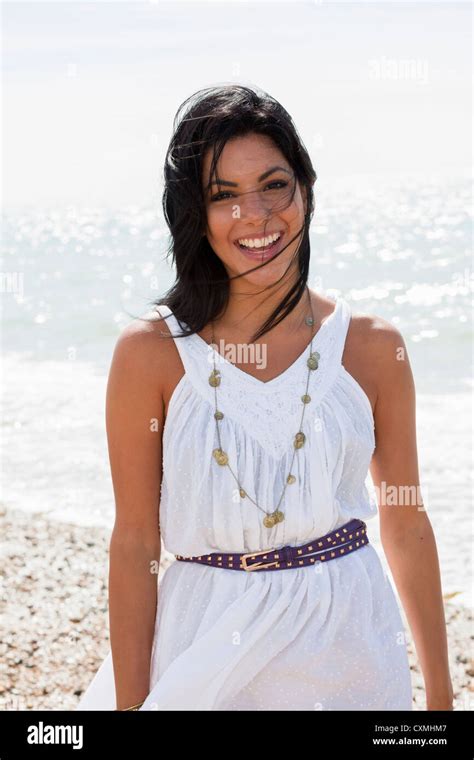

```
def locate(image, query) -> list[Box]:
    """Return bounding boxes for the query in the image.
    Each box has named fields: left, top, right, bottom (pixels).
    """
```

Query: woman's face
left=202, top=133, right=308, bottom=287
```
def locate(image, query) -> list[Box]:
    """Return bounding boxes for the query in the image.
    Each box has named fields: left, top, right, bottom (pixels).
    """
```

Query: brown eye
left=211, top=180, right=288, bottom=202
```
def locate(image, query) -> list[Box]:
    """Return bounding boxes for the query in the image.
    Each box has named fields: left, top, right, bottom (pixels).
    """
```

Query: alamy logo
left=27, top=721, right=83, bottom=750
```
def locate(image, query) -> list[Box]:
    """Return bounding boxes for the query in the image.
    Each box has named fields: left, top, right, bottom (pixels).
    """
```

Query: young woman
left=77, top=84, right=453, bottom=711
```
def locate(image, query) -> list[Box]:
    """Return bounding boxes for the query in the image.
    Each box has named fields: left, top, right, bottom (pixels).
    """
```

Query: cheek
left=282, top=199, right=305, bottom=229
left=285, top=189, right=305, bottom=218
left=205, top=208, right=234, bottom=243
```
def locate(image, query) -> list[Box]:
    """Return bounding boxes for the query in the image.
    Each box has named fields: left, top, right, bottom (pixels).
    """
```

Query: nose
left=238, top=189, right=272, bottom=222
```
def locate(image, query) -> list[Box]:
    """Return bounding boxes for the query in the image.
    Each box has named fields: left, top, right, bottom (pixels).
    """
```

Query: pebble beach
left=1, top=505, right=472, bottom=712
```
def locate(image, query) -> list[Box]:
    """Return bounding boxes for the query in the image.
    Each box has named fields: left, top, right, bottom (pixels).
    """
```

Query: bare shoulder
left=348, top=309, right=408, bottom=361
left=109, top=311, right=178, bottom=396
left=347, top=308, right=415, bottom=404
left=113, top=310, right=177, bottom=362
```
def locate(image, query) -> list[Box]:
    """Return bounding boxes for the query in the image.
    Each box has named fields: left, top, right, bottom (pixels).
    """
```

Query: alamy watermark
left=368, top=57, right=429, bottom=84
left=206, top=339, right=267, bottom=370
left=373, top=481, right=427, bottom=510
left=0, top=271, right=24, bottom=298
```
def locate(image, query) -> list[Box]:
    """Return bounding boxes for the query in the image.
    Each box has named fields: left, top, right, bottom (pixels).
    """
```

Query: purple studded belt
left=175, top=518, right=369, bottom=572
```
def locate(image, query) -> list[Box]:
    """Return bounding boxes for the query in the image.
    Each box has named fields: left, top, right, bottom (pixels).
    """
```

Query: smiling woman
left=75, top=83, right=453, bottom=712
left=152, top=83, right=317, bottom=343
left=203, top=141, right=301, bottom=273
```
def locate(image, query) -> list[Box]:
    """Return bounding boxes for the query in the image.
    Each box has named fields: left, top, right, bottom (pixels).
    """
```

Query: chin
left=238, top=264, right=288, bottom=288
left=221, top=244, right=298, bottom=285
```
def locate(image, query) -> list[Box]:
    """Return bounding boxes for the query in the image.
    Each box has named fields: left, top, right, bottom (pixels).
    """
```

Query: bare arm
left=368, top=320, right=454, bottom=711
left=106, top=319, right=165, bottom=710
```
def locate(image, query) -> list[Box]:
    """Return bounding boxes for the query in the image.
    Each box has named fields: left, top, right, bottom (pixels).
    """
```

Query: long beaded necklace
left=208, top=286, right=320, bottom=530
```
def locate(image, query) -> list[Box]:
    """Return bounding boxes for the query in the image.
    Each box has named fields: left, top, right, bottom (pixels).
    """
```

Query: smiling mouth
left=234, top=231, right=284, bottom=259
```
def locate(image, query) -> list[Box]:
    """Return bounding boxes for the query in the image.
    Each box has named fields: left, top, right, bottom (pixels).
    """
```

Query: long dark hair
left=143, top=83, right=317, bottom=343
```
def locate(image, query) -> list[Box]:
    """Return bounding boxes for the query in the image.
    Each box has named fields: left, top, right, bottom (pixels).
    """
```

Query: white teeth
left=238, top=232, right=281, bottom=249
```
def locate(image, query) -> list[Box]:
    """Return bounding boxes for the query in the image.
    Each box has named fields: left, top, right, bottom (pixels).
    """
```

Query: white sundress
left=76, top=294, right=413, bottom=711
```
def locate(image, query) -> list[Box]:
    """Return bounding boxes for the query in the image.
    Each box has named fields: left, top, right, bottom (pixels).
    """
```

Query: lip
left=233, top=230, right=285, bottom=262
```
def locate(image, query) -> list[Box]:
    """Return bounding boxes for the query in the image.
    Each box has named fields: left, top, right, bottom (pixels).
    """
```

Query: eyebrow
left=208, top=165, right=292, bottom=188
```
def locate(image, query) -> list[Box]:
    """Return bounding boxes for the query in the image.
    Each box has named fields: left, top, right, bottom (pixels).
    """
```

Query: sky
left=2, top=1, right=471, bottom=210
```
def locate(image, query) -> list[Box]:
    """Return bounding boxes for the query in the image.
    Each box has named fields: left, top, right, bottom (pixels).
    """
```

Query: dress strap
left=154, top=303, right=196, bottom=369
left=153, top=304, right=216, bottom=401
left=331, top=297, right=352, bottom=367
left=312, top=295, right=352, bottom=400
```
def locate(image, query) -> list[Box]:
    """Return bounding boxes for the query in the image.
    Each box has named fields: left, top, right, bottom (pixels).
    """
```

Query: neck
left=215, top=277, right=312, bottom=340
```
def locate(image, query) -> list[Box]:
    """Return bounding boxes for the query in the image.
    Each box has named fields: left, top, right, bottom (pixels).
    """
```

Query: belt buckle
left=240, top=547, right=279, bottom=572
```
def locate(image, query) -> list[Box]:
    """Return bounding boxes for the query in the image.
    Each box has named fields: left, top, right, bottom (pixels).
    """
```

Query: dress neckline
left=189, top=295, right=342, bottom=390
